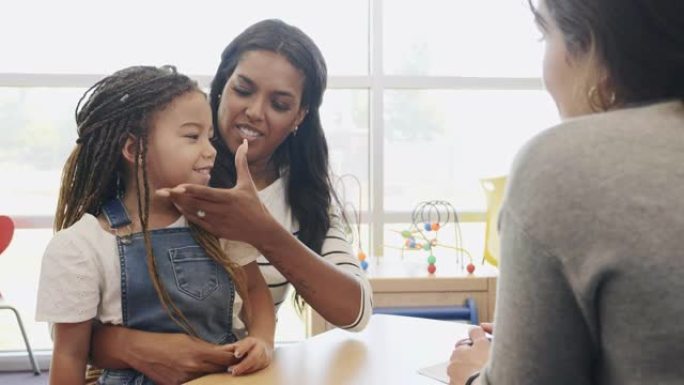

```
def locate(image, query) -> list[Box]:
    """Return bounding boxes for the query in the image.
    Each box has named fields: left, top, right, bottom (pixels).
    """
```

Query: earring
left=292, top=126, right=299, bottom=137
left=588, top=85, right=617, bottom=112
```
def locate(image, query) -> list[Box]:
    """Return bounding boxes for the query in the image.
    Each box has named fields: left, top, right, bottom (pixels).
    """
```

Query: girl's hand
left=447, top=326, right=491, bottom=385
left=91, top=326, right=238, bottom=385
left=157, top=139, right=278, bottom=248
left=225, top=336, right=274, bottom=376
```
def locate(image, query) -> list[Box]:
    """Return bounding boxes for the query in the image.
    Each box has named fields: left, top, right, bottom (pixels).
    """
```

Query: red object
left=0, top=216, right=14, bottom=255
left=427, top=264, right=436, bottom=274
left=466, top=263, right=475, bottom=274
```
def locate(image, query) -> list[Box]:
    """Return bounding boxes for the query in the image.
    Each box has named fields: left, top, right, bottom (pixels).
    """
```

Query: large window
left=0, top=0, right=558, bottom=358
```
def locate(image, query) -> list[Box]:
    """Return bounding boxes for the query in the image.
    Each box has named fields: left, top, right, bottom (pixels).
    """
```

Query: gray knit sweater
left=481, top=101, right=684, bottom=385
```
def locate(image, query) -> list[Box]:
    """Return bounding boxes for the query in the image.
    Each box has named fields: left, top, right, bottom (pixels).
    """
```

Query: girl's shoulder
left=46, top=214, right=115, bottom=257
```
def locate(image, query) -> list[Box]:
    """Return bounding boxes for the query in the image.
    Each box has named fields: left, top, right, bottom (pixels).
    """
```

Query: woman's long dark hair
left=531, top=0, right=684, bottom=106
left=210, top=19, right=337, bottom=254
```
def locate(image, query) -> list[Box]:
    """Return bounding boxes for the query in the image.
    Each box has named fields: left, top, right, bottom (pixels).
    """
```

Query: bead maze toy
left=392, top=200, right=474, bottom=275
left=334, top=174, right=369, bottom=271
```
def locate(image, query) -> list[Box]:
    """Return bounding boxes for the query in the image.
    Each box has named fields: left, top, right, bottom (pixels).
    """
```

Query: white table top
left=187, top=314, right=470, bottom=385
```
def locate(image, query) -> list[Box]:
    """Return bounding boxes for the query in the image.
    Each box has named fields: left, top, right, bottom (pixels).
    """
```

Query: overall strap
left=101, top=199, right=132, bottom=229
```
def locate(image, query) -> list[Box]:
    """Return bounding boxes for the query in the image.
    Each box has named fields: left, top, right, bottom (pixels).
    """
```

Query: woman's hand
left=480, top=322, right=494, bottom=335
left=225, top=336, right=274, bottom=376
left=447, top=326, right=491, bottom=385
left=157, top=139, right=277, bottom=247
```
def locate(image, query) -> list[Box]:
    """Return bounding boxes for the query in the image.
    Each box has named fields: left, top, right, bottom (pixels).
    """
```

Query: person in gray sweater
left=448, top=0, right=684, bottom=384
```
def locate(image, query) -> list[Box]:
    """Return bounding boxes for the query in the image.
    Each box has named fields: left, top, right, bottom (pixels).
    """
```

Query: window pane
left=0, top=88, right=81, bottom=217
left=384, top=90, right=559, bottom=211
left=1, top=0, right=368, bottom=76
left=0, top=229, right=53, bottom=351
left=322, top=89, right=371, bottom=257
left=384, top=0, right=543, bottom=77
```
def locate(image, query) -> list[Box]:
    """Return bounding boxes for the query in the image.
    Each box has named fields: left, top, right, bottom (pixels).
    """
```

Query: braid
left=191, top=226, right=250, bottom=324
left=136, top=134, right=198, bottom=336
left=55, top=65, right=250, bottom=337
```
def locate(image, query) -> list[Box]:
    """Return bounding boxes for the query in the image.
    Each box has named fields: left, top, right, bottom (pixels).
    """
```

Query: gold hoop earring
left=587, top=85, right=616, bottom=112
left=587, top=85, right=600, bottom=111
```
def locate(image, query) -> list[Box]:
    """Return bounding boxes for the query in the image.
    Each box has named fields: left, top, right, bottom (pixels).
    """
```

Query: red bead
left=466, top=263, right=475, bottom=274
left=427, top=264, right=437, bottom=274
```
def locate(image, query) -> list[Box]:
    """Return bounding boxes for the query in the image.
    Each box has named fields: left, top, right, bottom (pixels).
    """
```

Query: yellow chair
left=480, top=176, right=507, bottom=267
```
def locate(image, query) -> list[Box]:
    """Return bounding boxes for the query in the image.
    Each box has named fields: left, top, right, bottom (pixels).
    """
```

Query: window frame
left=0, top=0, right=547, bottom=368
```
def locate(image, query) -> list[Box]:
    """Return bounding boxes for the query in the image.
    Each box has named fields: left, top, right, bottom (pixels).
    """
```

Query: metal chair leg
left=0, top=305, right=41, bottom=375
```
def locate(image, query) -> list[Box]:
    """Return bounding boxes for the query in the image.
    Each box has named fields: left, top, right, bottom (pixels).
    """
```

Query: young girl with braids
left=35, top=65, right=275, bottom=385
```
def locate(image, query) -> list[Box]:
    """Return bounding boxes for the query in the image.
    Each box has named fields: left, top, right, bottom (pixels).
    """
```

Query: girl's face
left=536, top=0, right=596, bottom=119
left=217, top=50, right=307, bottom=167
left=143, top=90, right=216, bottom=189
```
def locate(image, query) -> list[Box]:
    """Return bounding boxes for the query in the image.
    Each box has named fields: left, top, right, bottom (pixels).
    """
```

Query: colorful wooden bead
left=467, top=263, right=475, bottom=274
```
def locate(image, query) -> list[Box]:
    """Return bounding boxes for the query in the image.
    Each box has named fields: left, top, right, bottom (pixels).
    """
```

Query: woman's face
left=536, top=0, right=596, bottom=119
left=217, top=50, right=307, bottom=167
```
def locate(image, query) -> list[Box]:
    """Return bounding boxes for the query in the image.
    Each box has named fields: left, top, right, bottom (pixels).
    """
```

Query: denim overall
left=97, top=199, right=236, bottom=385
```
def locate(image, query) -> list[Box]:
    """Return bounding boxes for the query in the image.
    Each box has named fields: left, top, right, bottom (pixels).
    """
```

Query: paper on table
left=417, top=361, right=449, bottom=384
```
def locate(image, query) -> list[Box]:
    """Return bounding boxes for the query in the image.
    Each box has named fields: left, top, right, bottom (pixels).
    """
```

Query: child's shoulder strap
left=101, top=199, right=132, bottom=229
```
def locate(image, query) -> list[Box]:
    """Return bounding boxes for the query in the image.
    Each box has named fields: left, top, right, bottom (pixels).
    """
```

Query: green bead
left=423, top=243, right=431, bottom=251
left=401, top=230, right=412, bottom=238
left=427, top=255, right=437, bottom=264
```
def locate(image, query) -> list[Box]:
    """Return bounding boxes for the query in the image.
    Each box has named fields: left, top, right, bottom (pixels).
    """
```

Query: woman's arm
left=224, top=261, right=275, bottom=376
left=256, top=219, right=365, bottom=327
left=51, top=321, right=92, bottom=385
left=259, top=213, right=372, bottom=329
left=90, top=326, right=237, bottom=384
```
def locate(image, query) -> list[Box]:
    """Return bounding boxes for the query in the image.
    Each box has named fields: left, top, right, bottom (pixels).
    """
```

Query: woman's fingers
left=454, top=338, right=473, bottom=348
left=469, top=326, right=489, bottom=343
left=234, top=139, right=256, bottom=190
left=160, top=188, right=223, bottom=217
left=169, top=184, right=228, bottom=203
left=480, top=322, right=494, bottom=334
